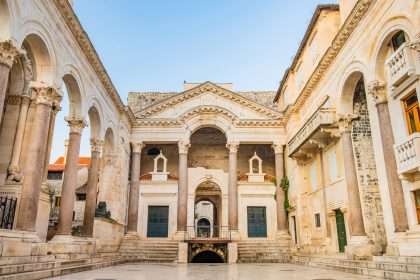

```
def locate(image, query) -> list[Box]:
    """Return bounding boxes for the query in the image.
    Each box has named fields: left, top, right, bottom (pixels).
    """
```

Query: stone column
left=7, top=95, right=30, bottom=182
left=368, top=80, right=409, bottom=232
left=227, top=142, right=239, bottom=231
left=339, top=115, right=366, bottom=237
left=16, top=87, right=61, bottom=232
left=82, top=139, right=103, bottom=237
left=177, top=141, right=190, bottom=232
left=0, top=41, right=20, bottom=123
left=127, top=142, right=144, bottom=233
left=42, top=104, right=61, bottom=182
left=318, top=148, right=331, bottom=238
left=272, top=144, right=288, bottom=233
left=55, top=118, right=86, bottom=236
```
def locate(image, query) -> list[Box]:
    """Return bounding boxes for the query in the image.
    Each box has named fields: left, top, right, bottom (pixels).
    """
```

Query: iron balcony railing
left=184, top=225, right=231, bottom=241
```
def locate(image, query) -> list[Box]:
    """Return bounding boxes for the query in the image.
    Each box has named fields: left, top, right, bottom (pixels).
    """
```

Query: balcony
left=288, top=108, right=337, bottom=158
left=386, top=43, right=418, bottom=89
left=394, top=133, right=420, bottom=177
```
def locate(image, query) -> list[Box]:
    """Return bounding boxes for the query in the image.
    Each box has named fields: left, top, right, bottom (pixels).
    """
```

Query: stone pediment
left=134, top=82, right=282, bottom=121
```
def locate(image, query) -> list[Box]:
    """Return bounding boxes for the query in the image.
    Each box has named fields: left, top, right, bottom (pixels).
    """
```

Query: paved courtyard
left=48, top=263, right=376, bottom=280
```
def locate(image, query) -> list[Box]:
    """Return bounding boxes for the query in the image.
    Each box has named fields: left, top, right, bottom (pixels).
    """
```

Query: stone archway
left=194, top=181, right=222, bottom=238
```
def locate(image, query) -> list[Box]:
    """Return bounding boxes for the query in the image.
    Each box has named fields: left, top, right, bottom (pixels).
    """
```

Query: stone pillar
left=0, top=41, right=20, bottom=123
left=127, top=142, right=144, bottom=233
left=272, top=144, right=288, bottom=233
left=55, top=118, right=86, bottom=236
left=7, top=95, right=30, bottom=182
left=177, top=141, right=190, bottom=232
left=368, top=81, right=409, bottom=232
left=82, top=139, right=103, bottom=237
left=42, top=104, right=61, bottom=182
left=318, top=148, right=331, bottom=238
left=227, top=142, right=239, bottom=231
left=339, top=115, right=366, bottom=237
left=16, top=87, right=61, bottom=232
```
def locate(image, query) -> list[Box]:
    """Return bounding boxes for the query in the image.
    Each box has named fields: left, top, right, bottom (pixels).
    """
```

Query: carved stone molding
left=91, top=139, right=104, bottom=153
left=367, top=80, right=387, bottom=105
left=0, top=41, right=20, bottom=68
left=178, top=141, right=191, bottom=154
left=272, top=143, right=284, bottom=154
left=65, top=117, right=86, bottom=134
left=408, top=39, right=420, bottom=52
left=5, top=95, right=22, bottom=106
left=337, top=113, right=358, bottom=134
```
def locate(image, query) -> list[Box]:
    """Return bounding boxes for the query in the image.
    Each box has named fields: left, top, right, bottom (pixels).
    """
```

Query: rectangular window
left=328, top=149, right=338, bottom=182
left=315, top=213, right=321, bottom=228
left=310, top=162, right=318, bottom=191
left=403, top=92, right=420, bottom=134
left=415, top=190, right=420, bottom=224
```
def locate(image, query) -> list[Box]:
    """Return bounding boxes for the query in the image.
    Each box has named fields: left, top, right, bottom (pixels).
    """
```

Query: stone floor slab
left=47, top=263, right=377, bottom=280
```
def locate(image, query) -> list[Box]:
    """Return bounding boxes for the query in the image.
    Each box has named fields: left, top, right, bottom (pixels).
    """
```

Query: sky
left=50, top=0, right=337, bottom=162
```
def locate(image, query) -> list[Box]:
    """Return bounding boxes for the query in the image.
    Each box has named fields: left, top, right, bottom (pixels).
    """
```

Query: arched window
left=391, top=30, right=406, bottom=51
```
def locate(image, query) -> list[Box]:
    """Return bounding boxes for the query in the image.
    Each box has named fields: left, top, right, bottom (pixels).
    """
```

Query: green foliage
left=280, top=176, right=290, bottom=213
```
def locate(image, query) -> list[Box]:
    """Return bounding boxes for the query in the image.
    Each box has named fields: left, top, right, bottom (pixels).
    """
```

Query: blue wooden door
left=147, top=206, right=169, bottom=238
left=247, top=206, right=267, bottom=238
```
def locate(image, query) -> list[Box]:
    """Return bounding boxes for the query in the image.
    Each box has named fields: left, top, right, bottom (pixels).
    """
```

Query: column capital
left=132, top=142, right=145, bottom=154
left=367, top=80, right=387, bottom=105
left=272, top=143, right=284, bottom=154
left=337, top=113, right=358, bottom=134
left=226, top=141, right=239, bottom=153
left=178, top=141, right=191, bottom=154
left=65, top=117, right=86, bottom=134
left=0, top=40, right=20, bottom=68
left=90, top=139, right=104, bottom=153
left=31, top=86, right=62, bottom=107
left=408, top=39, right=420, bottom=52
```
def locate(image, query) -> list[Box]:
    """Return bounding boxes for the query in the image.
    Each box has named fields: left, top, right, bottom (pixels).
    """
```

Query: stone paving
left=48, top=263, right=377, bottom=280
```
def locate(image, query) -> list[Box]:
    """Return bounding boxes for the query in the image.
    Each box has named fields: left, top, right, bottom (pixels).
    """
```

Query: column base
left=174, top=231, right=186, bottom=241
left=230, top=230, right=240, bottom=241
left=228, top=242, right=238, bottom=263
left=124, top=231, right=141, bottom=240
left=178, top=242, right=188, bottom=263
left=50, top=234, right=95, bottom=244
left=345, top=236, right=381, bottom=260
left=0, top=229, right=41, bottom=243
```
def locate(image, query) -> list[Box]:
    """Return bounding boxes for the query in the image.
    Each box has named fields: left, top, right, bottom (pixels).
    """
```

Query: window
left=76, top=193, right=86, bottom=201
left=391, top=31, right=406, bottom=51
left=403, top=92, right=420, bottom=134
left=415, top=190, right=420, bottom=224
left=54, top=197, right=61, bottom=207
left=47, top=171, right=63, bottom=181
left=310, top=162, right=318, bottom=191
left=315, top=213, right=321, bottom=228
left=327, top=149, right=338, bottom=182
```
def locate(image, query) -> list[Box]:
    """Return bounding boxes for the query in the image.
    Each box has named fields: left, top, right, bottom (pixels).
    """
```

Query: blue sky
left=50, top=0, right=337, bottom=161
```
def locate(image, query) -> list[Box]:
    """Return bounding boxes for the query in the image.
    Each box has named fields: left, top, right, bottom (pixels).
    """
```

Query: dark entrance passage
left=335, top=209, right=347, bottom=253
left=191, top=251, right=224, bottom=263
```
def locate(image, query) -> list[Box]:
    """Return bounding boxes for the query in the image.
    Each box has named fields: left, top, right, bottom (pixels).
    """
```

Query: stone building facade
left=0, top=0, right=419, bottom=278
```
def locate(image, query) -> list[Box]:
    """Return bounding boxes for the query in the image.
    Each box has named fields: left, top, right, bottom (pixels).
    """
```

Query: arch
left=191, top=250, right=224, bottom=263
left=88, top=106, right=101, bottom=140
left=103, top=127, right=115, bottom=156
left=0, top=0, right=11, bottom=40
left=21, top=33, right=54, bottom=85
left=338, top=70, right=366, bottom=115
left=62, top=74, right=83, bottom=119
left=184, top=110, right=233, bottom=139
left=85, top=96, right=105, bottom=136
left=369, top=16, right=416, bottom=81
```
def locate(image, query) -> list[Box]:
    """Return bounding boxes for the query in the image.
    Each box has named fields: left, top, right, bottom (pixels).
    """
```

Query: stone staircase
left=0, top=253, right=123, bottom=280
left=292, top=255, right=420, bottom=280
left=237, top=241, right=290, bottom=263
left=119, top=238, right=178, bottom=263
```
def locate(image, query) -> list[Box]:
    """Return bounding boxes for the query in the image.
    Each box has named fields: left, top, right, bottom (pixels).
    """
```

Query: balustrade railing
left=394, top=133, right=420, bottom=175
left=0, top=196, right=17, bottom=229
left=184, top=225, right=231, bottom=241
left=386, top=43, right=417, bottom=87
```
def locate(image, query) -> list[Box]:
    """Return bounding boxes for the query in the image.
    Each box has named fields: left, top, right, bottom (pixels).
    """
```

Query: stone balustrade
left=386, top=43, right=418, bottom=88
left=288, top=108, right=337, bottom=157
left=394, top=133, right=420, bottom=176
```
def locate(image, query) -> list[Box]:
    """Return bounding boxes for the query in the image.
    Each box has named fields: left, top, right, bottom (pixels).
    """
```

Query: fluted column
left=82, top=139, right=103, bottom=237
left=16, top=87, right=61, bottom=232
left=56, top=118, right=86, bottom=236
left=127, top=142, right=144, bottom=233
left=368, top=80, right=409, bottom=232
left=0, top=41, right=20, bottom=123
left=272, top=144, right=288, bottom=233
left=177, top=141, right=190, bottom=232
left=7, top=95, right=30, bottom=182
left=339, top=115, right=366, bottom=237
left=227, top=142, right=239, bottom=231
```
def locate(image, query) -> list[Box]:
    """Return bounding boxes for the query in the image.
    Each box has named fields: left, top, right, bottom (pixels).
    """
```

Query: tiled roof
left=48, top=156, right=91, bottom=172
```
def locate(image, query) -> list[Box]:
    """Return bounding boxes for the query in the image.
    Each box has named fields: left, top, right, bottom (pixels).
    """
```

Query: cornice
left=136, top=82, right=283, bottom=119
left=52, top=0, right=126, bottom=114
left=281, top=0, right=375, bottom=118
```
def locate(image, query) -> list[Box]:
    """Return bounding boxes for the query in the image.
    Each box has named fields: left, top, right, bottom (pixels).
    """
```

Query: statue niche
left=246, top=152, right=265, bottom=183
left=150, top=150, right=169, bottom=181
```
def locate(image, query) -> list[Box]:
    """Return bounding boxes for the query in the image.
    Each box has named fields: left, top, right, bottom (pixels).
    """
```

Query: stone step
left=374, top=256, right=420, bottom=265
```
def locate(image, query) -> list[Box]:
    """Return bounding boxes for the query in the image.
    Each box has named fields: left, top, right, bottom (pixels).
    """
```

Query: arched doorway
left=191, top=250, right=224, bottom=263
left=194, top=181, right=221, bottom=238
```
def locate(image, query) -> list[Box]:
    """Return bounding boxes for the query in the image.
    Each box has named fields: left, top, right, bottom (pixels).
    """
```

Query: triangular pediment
left=134, top=82, right=282, bottom=120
